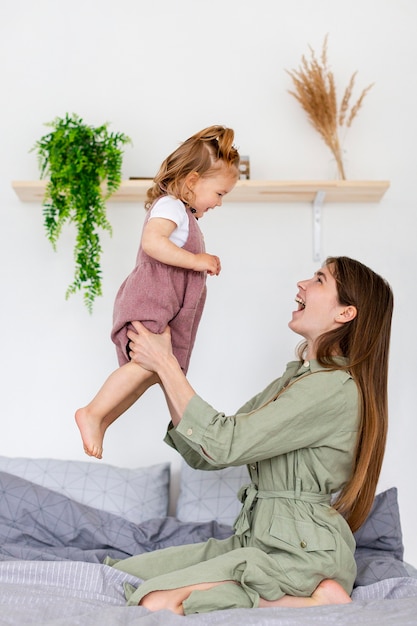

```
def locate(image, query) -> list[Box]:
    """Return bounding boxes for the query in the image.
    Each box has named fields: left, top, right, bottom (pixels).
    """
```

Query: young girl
left=109, top=256, right=394, bottom=614
left=75, top=125, right=240, bottom=459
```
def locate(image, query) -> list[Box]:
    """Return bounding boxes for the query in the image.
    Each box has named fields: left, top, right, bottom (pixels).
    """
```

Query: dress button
left=186, top=428, right=193, bottom=436
left=300, top=540, right=307, bottom=549
left=303, top=360, right=309, bottom=368
left=250, top=465, right=256, bottom=471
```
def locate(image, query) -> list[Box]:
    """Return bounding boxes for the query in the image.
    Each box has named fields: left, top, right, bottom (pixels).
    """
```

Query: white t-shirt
left=148, top=196, right=189, bottom=248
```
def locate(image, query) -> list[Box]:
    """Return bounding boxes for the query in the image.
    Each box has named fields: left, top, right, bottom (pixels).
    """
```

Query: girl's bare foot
left=75, top=407, right=105, bottom=459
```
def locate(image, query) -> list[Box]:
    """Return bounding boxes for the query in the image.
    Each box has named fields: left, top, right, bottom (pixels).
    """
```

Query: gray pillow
left=176, top=463, right=249, bottom=526
left=353, top=487, right=409, bottom=586
left=0, top=456, right=170, bottom=524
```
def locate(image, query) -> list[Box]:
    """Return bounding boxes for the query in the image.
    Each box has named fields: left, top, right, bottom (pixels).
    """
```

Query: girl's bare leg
left=75, top=362, right=158, bottom=459
left=258, top=579, right=352, bottom=608
left=139, top=579, right=351, bottom=614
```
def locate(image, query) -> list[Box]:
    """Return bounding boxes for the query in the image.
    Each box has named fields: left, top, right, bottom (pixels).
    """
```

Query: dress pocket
left=270, top=516, right=336, bottom=553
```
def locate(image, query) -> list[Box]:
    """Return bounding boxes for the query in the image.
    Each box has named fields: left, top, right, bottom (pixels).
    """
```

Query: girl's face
left=289, top=264, right=353, bottom=357
left=188, top=167, right=237, bottom=218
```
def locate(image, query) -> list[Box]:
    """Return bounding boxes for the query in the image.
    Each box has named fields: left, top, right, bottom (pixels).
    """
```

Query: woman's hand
left=127, top=321, right=173, bottom=373
left=126, top=321, right=196, bottom=426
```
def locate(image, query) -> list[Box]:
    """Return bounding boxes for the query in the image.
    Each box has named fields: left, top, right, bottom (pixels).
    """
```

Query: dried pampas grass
left=286, top=35, right=374, bottom=179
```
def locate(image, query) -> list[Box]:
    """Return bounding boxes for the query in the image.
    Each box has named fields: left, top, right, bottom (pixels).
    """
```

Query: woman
left=110, top=256, right=393, bottom=615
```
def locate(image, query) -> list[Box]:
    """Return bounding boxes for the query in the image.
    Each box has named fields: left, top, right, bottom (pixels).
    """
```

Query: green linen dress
left=110, top=359, right=359, bottom=614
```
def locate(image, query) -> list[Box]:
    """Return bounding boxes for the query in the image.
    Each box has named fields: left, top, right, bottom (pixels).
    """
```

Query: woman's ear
left=336, top=305, right=357, bottom=324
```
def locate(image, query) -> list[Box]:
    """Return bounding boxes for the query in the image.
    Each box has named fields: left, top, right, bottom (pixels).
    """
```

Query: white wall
left=1, top=0, right=416, bottom=564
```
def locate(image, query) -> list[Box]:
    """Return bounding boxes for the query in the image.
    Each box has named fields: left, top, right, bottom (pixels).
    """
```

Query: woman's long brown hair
left=298, top=256, right=394, bottom=532
left=145, top=125, right=240, bottom=210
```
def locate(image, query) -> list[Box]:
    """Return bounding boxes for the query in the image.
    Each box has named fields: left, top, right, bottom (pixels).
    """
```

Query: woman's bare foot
left=310, top=579, right=352, bottom=606
left=139, top=581, right=229, bottom=614
left=140, top=588, right=186, bottom=615
left=75, top=407, right=105, bottom=459
left=259, top=579, right=352, bottom=609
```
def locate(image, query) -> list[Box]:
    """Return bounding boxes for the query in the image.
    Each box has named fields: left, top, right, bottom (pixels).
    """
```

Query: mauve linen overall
left=111, top=201, right=207, bottom=372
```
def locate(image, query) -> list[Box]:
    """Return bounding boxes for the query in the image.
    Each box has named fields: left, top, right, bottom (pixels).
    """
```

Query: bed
left=0, top=455, right=416, bottom=625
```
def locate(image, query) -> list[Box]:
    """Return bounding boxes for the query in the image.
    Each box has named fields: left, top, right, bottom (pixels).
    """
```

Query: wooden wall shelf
left=12, top=178, right=389, bottom=262
left=12, top=179, right=390, bottom=204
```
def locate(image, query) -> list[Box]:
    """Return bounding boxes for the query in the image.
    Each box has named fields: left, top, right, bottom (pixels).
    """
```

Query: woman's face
left=288, top=263, right=346, bottom=352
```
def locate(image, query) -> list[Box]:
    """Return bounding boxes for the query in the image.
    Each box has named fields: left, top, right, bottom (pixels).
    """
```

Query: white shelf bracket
left=312, top=190, right=326, bottom=262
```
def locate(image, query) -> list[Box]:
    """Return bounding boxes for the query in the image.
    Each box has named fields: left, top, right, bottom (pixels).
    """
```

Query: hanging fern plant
left=33, top=113, right=131, bottom=312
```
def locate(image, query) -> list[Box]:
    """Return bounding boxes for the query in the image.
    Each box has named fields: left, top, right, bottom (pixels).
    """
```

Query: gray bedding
left=0, top=561, right=416, bottom=625
left=0, top=471, right=417, bottom=625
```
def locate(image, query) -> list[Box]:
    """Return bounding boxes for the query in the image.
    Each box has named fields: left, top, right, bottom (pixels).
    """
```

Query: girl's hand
left=127, top=321, right=174, bottom=372
left=193, top=253, right=221, bottom=275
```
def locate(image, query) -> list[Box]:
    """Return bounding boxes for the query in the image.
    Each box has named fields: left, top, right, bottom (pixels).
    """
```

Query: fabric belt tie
left=233, top=482, right=332, bottom=537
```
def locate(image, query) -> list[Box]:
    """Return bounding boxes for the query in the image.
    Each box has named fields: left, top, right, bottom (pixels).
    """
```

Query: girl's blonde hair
left=298, top=256, right=394, bottom=532
left=145, top=125, right=240, bottom=210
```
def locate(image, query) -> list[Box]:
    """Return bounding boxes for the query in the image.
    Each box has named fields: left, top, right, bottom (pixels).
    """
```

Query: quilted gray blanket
left=0, top=471, right=232, bottom=563
left=1, top=471, right=417, bottom=625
